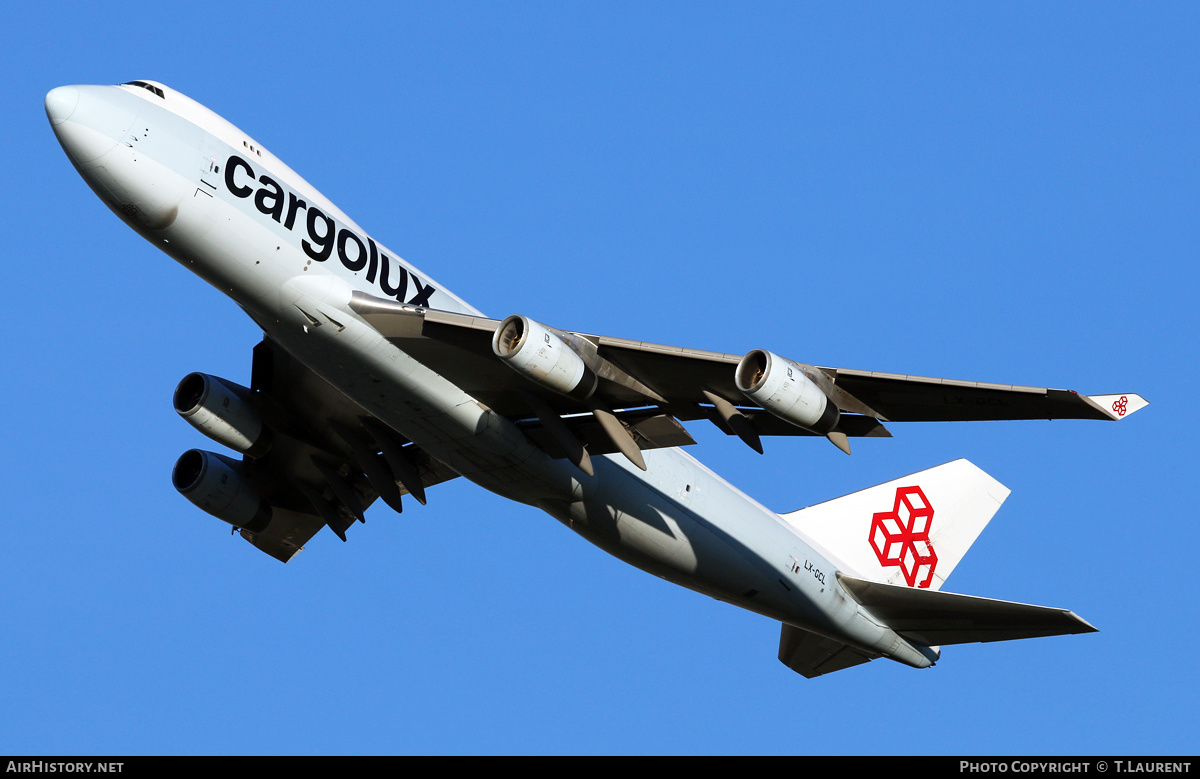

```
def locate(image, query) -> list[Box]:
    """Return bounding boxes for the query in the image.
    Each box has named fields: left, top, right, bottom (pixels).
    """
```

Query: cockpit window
left=122, top=81, right=164, bottom=99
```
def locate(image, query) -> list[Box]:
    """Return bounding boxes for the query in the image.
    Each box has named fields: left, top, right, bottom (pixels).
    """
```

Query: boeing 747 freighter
left=46, top=80, right=1146, bottom=677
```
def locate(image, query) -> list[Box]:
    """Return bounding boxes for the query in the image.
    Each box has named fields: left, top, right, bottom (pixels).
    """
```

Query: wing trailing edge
left=348, top=293, right=1144, bottom=465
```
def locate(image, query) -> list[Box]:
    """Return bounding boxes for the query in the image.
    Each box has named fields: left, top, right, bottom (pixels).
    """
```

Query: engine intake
left=172, top=449, right=272, bottom=532
left=173, top=373, right=270, bottom=457
left=735, top=349, right=840, bottom=435
left=492, top=315, right=597, bottom=400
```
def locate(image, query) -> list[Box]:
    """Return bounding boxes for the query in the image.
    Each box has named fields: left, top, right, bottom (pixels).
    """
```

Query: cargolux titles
left=224, top=154, right=436, bottom=306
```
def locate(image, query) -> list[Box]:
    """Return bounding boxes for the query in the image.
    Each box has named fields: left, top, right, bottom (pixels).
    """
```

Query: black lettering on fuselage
left=225, top=155, right=255, bottom=198
left=254, top=175, right=284, bottom=223
left=337, top=228, right=368, bottom=272
left=303, top=207, right=335, bottom=261
left=284, top=192, right=307, bottom=230
left=378, top=251, right=408, bottom=300
left=222, top=153, right=436, bottom=303
left=366, top=238, right=380, bottom=283
left=406, top=273, right=435, bottom=307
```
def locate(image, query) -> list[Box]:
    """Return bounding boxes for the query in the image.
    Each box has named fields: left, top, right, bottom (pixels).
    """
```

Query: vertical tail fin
left=779, top=459, right=1009, bottom=591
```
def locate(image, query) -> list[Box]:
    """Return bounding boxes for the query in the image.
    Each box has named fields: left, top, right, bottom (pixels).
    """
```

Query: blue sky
left=2, top=2, right=1196, bottom=755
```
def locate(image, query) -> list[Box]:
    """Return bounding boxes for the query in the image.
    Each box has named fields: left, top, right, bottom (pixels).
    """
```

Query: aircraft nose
left=44, top=85, right=79, bottom=125
left=46, top=84, right=140, bottom=164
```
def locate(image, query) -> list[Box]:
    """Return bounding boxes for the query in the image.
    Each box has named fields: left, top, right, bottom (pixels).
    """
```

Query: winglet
left=1083, top=393, right=1149, bottom=420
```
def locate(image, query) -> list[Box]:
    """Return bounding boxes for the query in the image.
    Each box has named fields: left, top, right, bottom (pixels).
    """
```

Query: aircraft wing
left=348, top=293, right=1146, bottom=460
left=228, top=338, right=460, bottom=562
left=818, top=370, right=1144, bottom=423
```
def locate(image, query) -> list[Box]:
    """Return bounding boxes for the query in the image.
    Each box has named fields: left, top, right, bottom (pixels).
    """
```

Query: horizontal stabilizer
left=778, top=624, right=878, bottom=678
left=838, top=573, right=1098, bottom=646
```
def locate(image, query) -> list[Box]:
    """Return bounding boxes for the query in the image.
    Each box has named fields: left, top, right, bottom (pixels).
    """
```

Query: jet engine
left=171, top=449, right=272, bottom=532
left=173, top=373, right=270, bottom=457
left=491, top=315, right=598, bottom=400
left=735, top=349, right=840, bottom=435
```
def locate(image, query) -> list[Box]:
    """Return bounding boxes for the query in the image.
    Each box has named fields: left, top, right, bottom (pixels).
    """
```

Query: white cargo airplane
left=46, top=80, right=1147, bottom=678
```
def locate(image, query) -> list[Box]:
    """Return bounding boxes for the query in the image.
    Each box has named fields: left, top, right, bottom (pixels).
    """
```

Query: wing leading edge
left=347, top=293, right=1146, bottom=465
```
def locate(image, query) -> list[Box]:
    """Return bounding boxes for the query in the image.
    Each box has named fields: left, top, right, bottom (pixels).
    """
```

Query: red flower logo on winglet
left=869, top=485, right=937, bottom=588
left=1112, top=396, right=1129, bottom=417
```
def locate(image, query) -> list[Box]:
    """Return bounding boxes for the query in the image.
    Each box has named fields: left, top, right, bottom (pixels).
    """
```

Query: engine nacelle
left=492, top=315, right=597, bottom=400
left=735, top=349, right=840, bottom=434
left=171, top=449, right=272, bottom=532
left=173, top=373, right=270, bottom=457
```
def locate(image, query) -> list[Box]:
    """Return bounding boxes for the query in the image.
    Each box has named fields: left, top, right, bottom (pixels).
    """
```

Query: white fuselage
left=46, top=81, right=932, bottom=669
